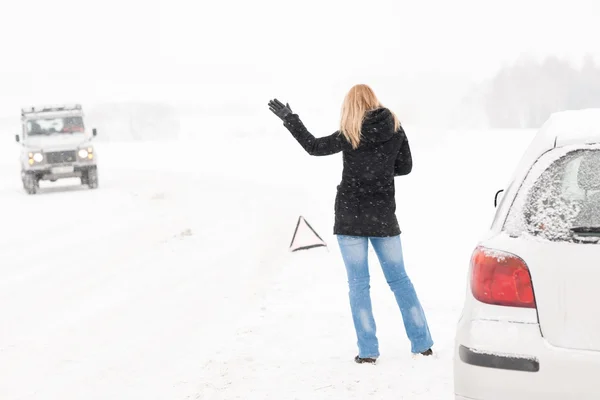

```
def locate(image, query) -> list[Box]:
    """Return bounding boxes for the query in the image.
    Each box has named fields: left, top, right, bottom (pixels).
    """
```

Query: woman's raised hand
left=268, top=99, right=293, bottom=121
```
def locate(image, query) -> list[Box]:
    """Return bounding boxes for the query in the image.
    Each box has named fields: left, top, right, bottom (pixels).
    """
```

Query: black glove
left=268, top=99, right=293, bottom=120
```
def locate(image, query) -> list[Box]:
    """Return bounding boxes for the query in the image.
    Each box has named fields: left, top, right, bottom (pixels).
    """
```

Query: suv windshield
left=505, top=148, right=600, bottom=242
left=27, top=116, right=84, bottom=136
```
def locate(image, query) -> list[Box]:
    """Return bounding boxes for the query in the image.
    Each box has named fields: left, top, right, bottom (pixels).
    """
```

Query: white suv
left=16, top=105, right=98, bottom=194
left=454, top=109, right=600, bottom=400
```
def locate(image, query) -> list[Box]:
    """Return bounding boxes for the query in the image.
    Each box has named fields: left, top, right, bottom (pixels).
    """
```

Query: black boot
left=420, top=348, right=433, bottom=356
left=354, top=355, right=377, bottom=364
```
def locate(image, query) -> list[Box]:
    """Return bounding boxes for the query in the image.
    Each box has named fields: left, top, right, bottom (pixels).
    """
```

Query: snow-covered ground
left=0, top=122, right=535, bottom=399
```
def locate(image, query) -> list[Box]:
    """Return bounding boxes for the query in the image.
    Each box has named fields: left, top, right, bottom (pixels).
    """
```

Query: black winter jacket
left=282, top=107, right=412, bottom=237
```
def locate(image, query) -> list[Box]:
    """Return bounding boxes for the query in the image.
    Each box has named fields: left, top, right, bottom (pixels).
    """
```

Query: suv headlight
left=78, top=147, right=94, bottom=160
left=31, top=152, right=43, bottom=163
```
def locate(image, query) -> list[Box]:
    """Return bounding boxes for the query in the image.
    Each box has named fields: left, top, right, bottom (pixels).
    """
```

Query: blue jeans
left=337, top=235, right=433, bottom=357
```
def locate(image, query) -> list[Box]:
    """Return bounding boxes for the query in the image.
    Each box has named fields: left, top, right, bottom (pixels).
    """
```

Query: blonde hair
left=340, top=84, right=400, bottom=149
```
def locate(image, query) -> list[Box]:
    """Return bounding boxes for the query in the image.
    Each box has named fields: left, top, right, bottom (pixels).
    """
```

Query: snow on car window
left=504, top=145, right=600, bottom=242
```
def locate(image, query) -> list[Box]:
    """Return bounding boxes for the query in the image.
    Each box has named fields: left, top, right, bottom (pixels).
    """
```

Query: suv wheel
left=86, top=167, right=99, bottom=189
left=22, top=172, right=39, bottom=195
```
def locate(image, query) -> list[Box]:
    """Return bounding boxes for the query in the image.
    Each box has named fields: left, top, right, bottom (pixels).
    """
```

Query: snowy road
left=0, top=128, right=534, bottom=399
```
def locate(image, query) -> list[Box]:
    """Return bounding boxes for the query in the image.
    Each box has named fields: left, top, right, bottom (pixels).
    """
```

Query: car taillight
left=470, top=247, right=536, bottom=308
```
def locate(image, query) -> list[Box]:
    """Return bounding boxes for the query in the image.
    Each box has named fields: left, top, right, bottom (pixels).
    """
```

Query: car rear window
left=504, top=147, right=600, bottom=242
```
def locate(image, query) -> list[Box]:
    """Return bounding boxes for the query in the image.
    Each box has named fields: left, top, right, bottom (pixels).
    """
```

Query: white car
left=16, top=105, right=99, bottom=194
left=454, top=109, right=600, bottom=400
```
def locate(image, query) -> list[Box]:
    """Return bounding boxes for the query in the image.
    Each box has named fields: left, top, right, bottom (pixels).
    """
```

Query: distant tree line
left=483, top=55, right=600, bottom=128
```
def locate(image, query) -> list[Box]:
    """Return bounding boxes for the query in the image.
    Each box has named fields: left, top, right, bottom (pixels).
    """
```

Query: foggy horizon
left=1, top=0, right=599, bottom=127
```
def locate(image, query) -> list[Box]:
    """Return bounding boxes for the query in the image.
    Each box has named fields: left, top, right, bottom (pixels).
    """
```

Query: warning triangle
left=289, top=216, right=327, bottom=252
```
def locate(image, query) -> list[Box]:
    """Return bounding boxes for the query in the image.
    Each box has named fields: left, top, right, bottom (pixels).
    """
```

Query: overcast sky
left=0, top=0, right=599, bottom=119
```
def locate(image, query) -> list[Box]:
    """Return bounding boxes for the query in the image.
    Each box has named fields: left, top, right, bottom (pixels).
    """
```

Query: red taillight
left=470, top=247, right=536, bottom=308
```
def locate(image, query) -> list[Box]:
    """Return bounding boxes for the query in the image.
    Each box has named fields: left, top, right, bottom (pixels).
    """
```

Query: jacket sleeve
left=282, top=113, right=348, bottom=156
left=394, top=127, right=413, bottom=176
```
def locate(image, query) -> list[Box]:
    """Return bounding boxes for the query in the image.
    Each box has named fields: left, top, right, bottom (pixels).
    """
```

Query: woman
left=268, top=84, right=433, bottom=364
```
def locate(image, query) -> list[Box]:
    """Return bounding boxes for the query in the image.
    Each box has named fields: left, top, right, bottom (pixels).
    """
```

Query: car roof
left=514, top=108, right=600, bottom=174
left=545, top=108, right=600, bottom=147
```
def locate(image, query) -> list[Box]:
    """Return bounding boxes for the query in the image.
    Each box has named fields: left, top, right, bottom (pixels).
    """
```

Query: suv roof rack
left=21, top=104, right=82, bottom=116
